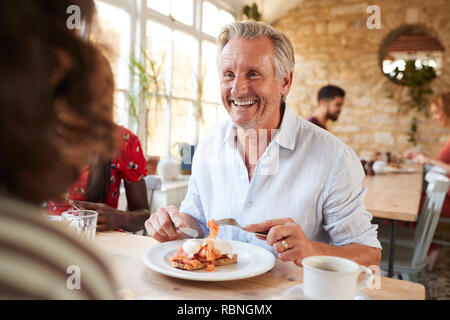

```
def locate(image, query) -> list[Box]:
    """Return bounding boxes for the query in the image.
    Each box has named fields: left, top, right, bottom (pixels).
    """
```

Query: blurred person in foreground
left=407, top=92, right=450, bottom=218
left=306, top=85, right=345, bottom=131
left=0, top=0, right=118, bottom=299
left=46, top=55, right=149, bottom=233
left=145, top=21, right=381, bottom=268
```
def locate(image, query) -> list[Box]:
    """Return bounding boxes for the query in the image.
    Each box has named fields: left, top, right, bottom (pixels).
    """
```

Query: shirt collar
left=273, top=104, right=297, bottom=150
left=224, top=122, right=237, bottom=148
left=223, top=103, right=298, bottom=150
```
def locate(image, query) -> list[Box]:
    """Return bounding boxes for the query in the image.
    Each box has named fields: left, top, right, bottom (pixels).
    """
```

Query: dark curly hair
left=0, top=0, right=117, bottom=203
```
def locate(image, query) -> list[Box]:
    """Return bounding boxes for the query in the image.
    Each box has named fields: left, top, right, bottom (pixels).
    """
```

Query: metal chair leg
left=421, top=270, right=430, bottom=299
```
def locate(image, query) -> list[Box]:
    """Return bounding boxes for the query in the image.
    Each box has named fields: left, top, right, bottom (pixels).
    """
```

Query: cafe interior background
left=91, top=0, right=450, bottom=299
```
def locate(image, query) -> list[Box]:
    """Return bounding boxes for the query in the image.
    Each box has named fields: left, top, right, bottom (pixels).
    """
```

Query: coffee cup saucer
left=281, top=284, right=371, bottom=300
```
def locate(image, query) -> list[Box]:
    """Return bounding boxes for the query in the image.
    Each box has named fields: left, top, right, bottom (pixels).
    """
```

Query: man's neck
left=236, top=104, right=285, bottom=168
left=311, top=108, right=328, bottom=127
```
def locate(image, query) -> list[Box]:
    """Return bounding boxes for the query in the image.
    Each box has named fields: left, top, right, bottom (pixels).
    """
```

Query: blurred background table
left=363, top=163, right=424, bottom=277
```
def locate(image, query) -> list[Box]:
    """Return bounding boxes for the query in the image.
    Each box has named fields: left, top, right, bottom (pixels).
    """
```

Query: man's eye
left=248, top=72, right=259, bottom=78
left=224, top=72, right=234, bottom=79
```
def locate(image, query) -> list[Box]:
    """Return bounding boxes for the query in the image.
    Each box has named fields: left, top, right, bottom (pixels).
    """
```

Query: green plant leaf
left=385, top=59, right=437, bottom=147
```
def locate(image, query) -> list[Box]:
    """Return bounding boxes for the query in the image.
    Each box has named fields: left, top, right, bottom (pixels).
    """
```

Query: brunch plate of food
left=142, top=220, right=275, bottom=281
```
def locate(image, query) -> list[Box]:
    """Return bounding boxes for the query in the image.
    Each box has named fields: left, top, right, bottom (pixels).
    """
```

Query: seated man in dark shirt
left=306, top=85, right=345, bottom=130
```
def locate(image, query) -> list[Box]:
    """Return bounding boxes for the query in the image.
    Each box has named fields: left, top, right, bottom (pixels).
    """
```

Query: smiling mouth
left=231, top=99, right=258, bottom=108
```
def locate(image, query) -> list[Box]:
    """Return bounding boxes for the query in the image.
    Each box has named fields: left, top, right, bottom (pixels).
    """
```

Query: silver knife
left=177, top=227, right=199, bottom=238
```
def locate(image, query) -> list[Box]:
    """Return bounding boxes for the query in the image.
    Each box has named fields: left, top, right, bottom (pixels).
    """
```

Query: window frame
left=95, top=0, right=237, bottom=157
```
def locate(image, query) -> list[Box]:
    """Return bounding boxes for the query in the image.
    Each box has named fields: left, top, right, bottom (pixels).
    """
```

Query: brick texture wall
left=273, top=0, right=450, bottom=159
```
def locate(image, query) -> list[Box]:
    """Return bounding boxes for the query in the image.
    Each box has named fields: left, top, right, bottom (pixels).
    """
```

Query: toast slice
left=171, top=253, right=238, bottom=271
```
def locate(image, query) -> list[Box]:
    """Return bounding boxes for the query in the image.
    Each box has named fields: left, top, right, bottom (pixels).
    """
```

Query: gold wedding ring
left=281, top=239, right=289, bottom=250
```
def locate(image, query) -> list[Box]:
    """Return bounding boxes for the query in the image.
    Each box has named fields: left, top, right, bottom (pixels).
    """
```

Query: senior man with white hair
left=145, top=21, right=381, bottom=267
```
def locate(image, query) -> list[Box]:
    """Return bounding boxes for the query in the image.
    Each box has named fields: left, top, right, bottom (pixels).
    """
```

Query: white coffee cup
left=302, top=256, right=373, bottom=300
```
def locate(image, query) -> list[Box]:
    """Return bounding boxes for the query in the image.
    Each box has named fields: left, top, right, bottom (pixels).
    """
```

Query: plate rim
left=142, top=239, right=276, bottom=281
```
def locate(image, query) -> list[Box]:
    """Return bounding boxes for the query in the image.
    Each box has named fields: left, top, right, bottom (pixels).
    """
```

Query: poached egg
left=182, top=238, right=233, bottom=258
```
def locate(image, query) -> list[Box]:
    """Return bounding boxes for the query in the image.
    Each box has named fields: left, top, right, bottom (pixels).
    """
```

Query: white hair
left=217, top=21, right=295, bottom=80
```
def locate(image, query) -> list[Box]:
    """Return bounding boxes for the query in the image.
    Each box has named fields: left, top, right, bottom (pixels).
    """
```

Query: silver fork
left=64, top=194, right=82, bottom=210
left=216, top=218, right=267, bottom=238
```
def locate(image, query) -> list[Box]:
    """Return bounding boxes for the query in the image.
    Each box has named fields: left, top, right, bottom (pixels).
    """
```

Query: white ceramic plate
left=142, top=239, right=275, bottom=281
left=282, top=284, right=371, bottom=300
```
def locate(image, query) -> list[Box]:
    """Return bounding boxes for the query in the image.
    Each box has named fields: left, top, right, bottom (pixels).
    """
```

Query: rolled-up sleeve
left=321, top=146, right=381, bottom=249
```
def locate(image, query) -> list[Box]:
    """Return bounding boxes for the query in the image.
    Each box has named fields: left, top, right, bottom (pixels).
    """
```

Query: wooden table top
left=363, top=164, right=424, bottom=222
left=94, top=231, right=425, bottom=300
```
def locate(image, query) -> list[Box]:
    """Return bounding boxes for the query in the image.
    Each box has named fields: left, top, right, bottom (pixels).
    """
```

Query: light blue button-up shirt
left=180, top=106, right=381, bottom=256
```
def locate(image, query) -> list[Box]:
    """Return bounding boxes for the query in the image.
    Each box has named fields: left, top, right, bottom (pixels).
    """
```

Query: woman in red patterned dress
left=47, top=125, right=150, bottom=232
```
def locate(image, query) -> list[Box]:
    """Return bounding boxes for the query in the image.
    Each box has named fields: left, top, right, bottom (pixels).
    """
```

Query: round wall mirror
left=379, top=24, right=444, bottom=86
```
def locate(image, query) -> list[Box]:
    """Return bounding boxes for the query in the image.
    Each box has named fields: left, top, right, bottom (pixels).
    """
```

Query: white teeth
left=233, top=100, right=256, bottom=106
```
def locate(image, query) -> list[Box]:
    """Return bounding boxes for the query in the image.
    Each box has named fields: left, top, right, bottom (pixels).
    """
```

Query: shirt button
left=247, top=202, right=252, bottom=207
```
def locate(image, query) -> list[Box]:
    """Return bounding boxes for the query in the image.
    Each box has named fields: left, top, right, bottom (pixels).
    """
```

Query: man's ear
left=318, top=99, right=329, bottom=109
left=280, top=72, right=293, bottom=96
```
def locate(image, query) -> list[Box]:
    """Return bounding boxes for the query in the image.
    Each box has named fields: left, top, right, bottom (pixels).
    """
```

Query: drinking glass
left=61, top=209, right=98, bottom=241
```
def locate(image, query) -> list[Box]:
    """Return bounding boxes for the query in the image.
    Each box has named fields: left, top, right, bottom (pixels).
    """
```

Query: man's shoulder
left=296, top=115, right=340, bottom=143
left=294, top=115, right=354, bottom=157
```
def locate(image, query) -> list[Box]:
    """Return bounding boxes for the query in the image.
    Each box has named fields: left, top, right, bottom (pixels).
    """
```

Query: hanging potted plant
left=242, top=3, right=261, bottom=21
left=386, top=59, right=437, bottom=146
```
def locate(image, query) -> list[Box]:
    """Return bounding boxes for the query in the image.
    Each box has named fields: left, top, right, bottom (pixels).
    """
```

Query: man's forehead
left=335, top=96, right=344, bottom=103
left=330, top=96, right=344, bottom=103
left=220, top=37, right=275, bottom=67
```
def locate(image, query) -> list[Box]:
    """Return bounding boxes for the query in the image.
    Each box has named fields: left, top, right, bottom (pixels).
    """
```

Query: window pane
left=171, top=99, right=194, bottom=154
left=114, top=89, right=129, bottom=127
left=218, top=9, right=234, bottom=28
left=202, top=2, right=235, bottom=37
left=92, top=1, right=130, bottom=126
left=201, top=41, right=220, bottom=103
left=202, top=1, right=219, bottom=37
left=147, top=0, right=170, bottom=16
left=199, top=103, right=228, bottom=139
left=172, top=31, right=197, bottom=99
left=172, top=0, right=194, bottom=26
left=147, top=98, right=167, bottom=157
left=146, top=21, right=171, bottom=95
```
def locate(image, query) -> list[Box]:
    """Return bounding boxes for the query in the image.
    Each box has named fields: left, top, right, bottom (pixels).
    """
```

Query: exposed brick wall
left=273, top=0, right=450, bottom=159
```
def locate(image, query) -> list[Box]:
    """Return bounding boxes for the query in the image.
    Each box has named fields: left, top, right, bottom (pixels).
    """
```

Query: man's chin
left=233, top=119, right=254, bottom=129
left=231, top=116, right=260, bottom=129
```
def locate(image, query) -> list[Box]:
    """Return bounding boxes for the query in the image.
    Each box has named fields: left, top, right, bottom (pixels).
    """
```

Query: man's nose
left=231, top=75, right=249, bottom=97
